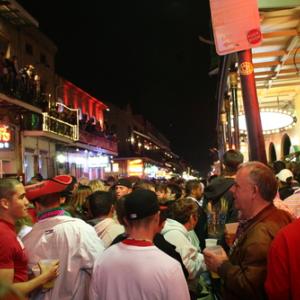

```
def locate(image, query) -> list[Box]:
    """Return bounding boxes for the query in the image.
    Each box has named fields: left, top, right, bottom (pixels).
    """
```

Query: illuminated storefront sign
left=128, top=159, right=143, bottom=176
left=88, top=156, right=109, bottom=168
left=144, top=164, right=159, bottom=178
left=56, top=152, right=110, bottom=168
left=0, top=125, right=12, bottom=149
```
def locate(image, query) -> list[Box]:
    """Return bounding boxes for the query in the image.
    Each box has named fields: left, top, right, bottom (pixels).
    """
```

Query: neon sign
left=0, top=126, right=11, bottom=149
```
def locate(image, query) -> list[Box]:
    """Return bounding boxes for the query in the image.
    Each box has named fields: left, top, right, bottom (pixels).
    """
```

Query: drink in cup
left=39, top=259, right=59, bottom=289
left=225, top=222, right=238, bottom=246
left=205, top=245, right=223, bottom=279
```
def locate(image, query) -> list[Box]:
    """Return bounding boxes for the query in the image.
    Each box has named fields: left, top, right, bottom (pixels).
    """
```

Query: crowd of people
left=1, top=149, right=300, bottom=299
left=0, top=53, right=47, bottom=109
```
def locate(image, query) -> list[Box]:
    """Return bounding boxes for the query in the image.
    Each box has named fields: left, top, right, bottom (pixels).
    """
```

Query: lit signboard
left=128, top=159, right=143, bottom=176
left=0, top=125, right=12, bottom=149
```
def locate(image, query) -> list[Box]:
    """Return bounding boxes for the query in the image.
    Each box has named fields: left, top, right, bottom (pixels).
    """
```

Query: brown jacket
left=218, top=204, right=292, bottom=300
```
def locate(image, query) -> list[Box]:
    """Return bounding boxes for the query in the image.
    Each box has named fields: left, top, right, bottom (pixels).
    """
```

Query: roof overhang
left=0, top=0, right=38, bottom=27
left=0, top=92, right=42, bottom=114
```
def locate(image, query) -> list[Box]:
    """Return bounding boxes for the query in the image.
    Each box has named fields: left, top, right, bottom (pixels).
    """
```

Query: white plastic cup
left=39, top=259, right=59, bottom=289
left=206, top=245, right=223, bottom=255
left=205, top=238, right=218, bottom=248
left=205, top=245, right=223, bottom=279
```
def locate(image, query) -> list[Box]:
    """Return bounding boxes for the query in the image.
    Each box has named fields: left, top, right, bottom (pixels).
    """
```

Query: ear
left=189, top=214, right=194, bottom=223
left=34, top=201, right=43, bottom=212
left=0, top=198, right=9, bottom=210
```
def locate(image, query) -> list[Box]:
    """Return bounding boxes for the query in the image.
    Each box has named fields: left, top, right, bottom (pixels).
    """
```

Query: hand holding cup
left=38, top=259, right=59, bottom=289
left=203, top=246, right=228, bottom=274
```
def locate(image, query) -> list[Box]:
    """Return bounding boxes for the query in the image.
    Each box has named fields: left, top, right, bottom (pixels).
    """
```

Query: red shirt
left=0, top=219, right=28, bottom=282
left=265, top=218, right=300, bottom=300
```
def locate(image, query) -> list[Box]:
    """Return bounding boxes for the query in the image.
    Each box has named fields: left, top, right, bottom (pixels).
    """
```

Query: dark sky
left=18, top=1, right=218, bottom=175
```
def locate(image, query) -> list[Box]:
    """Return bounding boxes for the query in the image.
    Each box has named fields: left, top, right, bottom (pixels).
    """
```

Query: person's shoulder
left=271, top=205, right=293, bottom=222
left=0, top=228, right=16, bottom=245
left=255, top=206, right=293, bottom=235
left=276, top=218, right=300, bottom=237
left=94, top=243, right=121, bottom=265
left=153, top=248, right=183, bottom=272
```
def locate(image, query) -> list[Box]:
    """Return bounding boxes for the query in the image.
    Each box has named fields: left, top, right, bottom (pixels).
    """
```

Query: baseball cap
left=115, top=178, right=132, bottom=189
left=25, top=175, right=73, bottom=201
left=276, top=169, right=293, bottom=183
left=124, top=189, right=159, bottom=220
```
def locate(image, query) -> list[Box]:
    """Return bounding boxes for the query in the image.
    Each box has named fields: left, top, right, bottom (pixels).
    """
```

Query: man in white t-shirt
left=23, top=175, right=105, bottom=300
left=89, top=189, right=190, bottom=300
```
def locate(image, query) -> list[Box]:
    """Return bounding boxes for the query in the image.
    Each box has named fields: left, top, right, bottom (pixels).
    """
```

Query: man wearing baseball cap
left=89, top=189, right=189, bottom=300
left=114, top=178, right=133, bottom=200
left=23, top=175, right=105, bottom=300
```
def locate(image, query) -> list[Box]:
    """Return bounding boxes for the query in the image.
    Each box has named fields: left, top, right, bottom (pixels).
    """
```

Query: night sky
left=17, top=1, right=218, bottom=175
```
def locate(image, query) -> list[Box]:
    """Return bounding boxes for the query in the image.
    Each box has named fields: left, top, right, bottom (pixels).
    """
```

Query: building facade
left=104, top=102, right=185, bottom=178
left=0, top=1, right=117, bottom=182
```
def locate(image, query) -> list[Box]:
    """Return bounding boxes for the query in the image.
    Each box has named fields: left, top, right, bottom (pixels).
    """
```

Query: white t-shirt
left=94, top=218, right=124, bottom=248
left=89, top=242, right=190, bottom=300
left=23, top=216, right=105, bottom=300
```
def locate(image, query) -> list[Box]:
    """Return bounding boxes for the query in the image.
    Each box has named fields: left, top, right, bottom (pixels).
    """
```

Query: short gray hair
left=239, top=161, right=277, bottom=202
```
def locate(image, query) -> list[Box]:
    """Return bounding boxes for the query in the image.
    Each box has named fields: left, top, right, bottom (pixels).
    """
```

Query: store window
left=24, top=148, right=35, bottom=184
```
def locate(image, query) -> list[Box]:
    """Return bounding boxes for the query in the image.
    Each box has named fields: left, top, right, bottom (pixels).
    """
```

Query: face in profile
left=7, top=184, right=29, bottom=220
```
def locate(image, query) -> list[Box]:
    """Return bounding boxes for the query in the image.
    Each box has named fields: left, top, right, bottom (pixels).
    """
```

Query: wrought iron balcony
left=42, top=113, right=79, bottom=141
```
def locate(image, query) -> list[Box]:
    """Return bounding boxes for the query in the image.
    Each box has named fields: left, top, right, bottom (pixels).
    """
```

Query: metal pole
left=224, top=95, right=232, bottom=149
left=238, top=49, right=267, bottom=163
left=230, top=67, right=240, bottom=150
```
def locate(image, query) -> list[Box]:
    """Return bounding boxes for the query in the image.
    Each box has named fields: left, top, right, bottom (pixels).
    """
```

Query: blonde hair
left=88, top=180, right=105, bottom=192
left=71, top=186, right=92, bottom=209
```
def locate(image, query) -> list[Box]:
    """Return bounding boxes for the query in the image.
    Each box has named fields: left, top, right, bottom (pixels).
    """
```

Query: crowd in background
left=0, top=53, right=47, bottom=109
left=1, top=150, right=300, bottom=299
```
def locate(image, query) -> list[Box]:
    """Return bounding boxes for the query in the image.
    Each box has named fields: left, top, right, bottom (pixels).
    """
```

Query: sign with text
left=209, top=0, right=262, bottom=55
left=0, top=125, right=12, bottom=149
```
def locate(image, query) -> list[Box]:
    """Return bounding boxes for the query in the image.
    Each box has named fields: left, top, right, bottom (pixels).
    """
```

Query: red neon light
left=0, top=126, right=11, bottom=142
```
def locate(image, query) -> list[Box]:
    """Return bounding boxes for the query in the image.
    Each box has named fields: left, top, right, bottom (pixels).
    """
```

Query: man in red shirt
left=265, top=218, right=300, bottom=299
left=0, top=178, right=57, bottom=296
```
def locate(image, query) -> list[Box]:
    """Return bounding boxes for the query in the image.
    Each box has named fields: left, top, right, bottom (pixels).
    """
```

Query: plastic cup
left=225, top=222, right=238, bottom=246
left=205, top=238, right=218, bottom=248
left=39, top=259, right=59, bottom=289
left=225, top=222, right=238, bottom=234
left=205, top=245, right=223, bottom=279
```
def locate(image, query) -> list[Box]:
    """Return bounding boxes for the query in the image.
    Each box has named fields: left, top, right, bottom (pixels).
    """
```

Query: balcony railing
left=42, top=113, right=79, bottom=140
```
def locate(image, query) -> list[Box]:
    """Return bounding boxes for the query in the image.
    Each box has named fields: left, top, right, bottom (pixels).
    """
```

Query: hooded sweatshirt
left=161, top=218, right=206, bottom=279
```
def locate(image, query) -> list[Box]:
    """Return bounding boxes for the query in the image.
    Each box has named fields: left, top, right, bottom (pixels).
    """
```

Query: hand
left=38, top=260, right=59, bottom=284
left=203, top=247, right=228, bottom=273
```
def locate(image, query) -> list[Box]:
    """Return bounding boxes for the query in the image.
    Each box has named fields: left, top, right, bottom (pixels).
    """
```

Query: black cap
left=115, top=178, right=132, bottom=189
left=124, top=189, right=159, bottom=220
